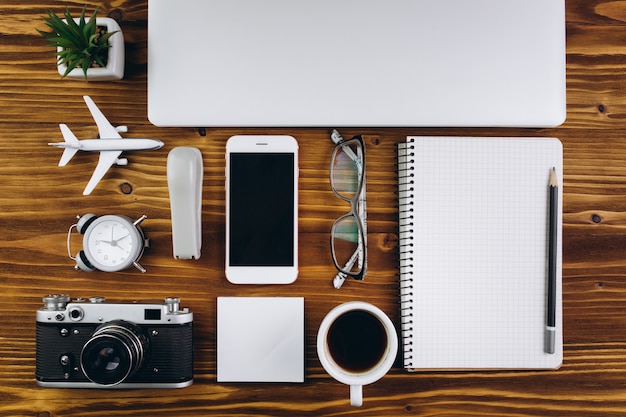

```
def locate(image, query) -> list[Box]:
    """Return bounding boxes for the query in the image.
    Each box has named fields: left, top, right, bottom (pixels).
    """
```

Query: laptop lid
left=148, top=0, right=565, bottom=127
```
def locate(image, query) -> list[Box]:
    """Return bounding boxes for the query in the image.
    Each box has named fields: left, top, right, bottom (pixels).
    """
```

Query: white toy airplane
left=49, top=96, right=164, bottom=195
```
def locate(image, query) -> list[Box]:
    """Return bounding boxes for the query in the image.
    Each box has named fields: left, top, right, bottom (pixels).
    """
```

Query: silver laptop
left=148, top=0, right=565, bottom=127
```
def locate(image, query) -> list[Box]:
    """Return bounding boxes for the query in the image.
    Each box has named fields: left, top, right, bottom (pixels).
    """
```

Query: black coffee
left=327, top=310, right=388, bottom=373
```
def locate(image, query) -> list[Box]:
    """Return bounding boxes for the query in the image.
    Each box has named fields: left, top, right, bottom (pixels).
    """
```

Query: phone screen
left=229, top=152, right=295, bottom=266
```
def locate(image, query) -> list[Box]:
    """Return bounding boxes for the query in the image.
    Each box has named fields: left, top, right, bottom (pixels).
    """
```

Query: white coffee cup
left=317, top=301, right=398, bottom=406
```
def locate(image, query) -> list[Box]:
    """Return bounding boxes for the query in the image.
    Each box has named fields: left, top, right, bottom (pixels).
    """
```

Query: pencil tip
left=549, top=167, right=558, bottom=187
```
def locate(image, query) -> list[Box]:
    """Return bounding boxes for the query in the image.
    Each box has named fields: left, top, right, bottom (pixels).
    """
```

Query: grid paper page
left=399, top=137, right=563, bottom=370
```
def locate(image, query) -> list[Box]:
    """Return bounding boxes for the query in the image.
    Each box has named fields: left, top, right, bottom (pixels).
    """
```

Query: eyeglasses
left=329, top=130, right=367, bottom=289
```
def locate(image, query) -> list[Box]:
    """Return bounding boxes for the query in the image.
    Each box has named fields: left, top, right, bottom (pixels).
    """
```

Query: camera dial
left=80, top=320, right=150, bottom=386
left=42, top=294, right=70, bottom=310
left=165, top=297, right=181, bottom=313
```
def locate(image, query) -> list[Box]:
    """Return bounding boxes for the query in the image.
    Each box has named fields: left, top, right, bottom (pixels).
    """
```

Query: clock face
left=83, top=216, right=142, bottom=272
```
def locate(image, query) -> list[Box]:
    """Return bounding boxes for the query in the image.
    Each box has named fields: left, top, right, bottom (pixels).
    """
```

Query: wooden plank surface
left=2, top=0, right=626, bottom=415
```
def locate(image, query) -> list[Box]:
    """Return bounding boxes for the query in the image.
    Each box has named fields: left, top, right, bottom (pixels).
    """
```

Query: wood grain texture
left=1, top=0, right=626, bottom=416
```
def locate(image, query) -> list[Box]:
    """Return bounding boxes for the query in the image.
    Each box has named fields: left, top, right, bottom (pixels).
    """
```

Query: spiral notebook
left=397, top=137, right=563, bottom=370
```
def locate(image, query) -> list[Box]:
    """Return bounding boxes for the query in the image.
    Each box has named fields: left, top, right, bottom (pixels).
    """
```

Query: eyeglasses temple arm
left=330, top=129, right=360, bottom=162
left=358, top=159, right=367, bottom=268
left=330, top=129, right=343, bottom=144
left=333, top=248, right=360, bottom=289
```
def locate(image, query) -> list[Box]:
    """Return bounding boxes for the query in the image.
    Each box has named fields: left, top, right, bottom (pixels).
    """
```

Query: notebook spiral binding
left=397, top=141, right=416, bottom=368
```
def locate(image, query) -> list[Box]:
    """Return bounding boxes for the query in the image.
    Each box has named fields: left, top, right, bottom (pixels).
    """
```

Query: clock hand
left=112, top=233, right=130, bottom=246
left=96, top=232, right=130, bottom=248
left=108, top=233, right=130, bottom=248
left=116, top=233, right=130, bottom=242
left=93, top=224, right=117, bottom=247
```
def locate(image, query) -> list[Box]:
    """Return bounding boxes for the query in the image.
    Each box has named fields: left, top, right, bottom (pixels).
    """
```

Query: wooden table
left=1, top=1, right=625, bottom=415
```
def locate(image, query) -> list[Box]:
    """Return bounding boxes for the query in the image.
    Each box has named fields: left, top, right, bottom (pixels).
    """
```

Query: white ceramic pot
left=57, top=17, right=124, bottom=81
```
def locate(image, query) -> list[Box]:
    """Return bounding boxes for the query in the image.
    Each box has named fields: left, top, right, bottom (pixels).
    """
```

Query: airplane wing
left=83, top=150, right=123, bottom=195
left=83, top=95, right=122, bottom=139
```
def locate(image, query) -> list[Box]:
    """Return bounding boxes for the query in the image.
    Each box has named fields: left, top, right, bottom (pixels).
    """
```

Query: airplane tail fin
left=58, top=124, right=79, bottom=166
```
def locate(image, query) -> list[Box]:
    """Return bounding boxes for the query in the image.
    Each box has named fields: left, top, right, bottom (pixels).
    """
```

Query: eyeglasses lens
left=331, top=141, right=362, bottom=200
left=332, top=215, right=362, bottom=274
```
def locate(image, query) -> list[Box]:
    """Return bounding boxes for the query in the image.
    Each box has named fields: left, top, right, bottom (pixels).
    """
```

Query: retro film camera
left=36, top=294, right=193, bottom=388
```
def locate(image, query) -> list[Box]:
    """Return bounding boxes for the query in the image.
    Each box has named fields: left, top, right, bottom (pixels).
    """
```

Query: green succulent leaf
left=38, top=5, right=116, bottom=79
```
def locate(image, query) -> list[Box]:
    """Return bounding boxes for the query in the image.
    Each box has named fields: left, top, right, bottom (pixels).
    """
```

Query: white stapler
left=167, top=147, right=203, bottom=259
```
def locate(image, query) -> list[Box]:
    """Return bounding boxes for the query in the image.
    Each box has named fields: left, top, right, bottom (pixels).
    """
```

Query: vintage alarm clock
left=67, top=214, right=150, bottom=272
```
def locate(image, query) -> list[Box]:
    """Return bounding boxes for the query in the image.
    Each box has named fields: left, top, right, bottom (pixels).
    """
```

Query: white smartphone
left=225, top=135, right=299, bottom=284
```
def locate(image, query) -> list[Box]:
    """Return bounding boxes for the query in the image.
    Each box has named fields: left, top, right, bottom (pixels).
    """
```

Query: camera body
left=36, top=294, right=193, bottom=388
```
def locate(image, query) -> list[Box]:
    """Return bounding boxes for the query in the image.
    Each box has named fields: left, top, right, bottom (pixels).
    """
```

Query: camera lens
left=80, top=320, right=150, bottom=386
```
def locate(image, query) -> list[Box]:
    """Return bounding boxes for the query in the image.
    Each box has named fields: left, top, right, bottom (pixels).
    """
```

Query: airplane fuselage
left=50, top=96, right=166, bottom=195
left=51, top=138, right=164, bottom=151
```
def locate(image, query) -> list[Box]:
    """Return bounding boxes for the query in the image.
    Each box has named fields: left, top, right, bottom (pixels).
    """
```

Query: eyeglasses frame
left=329, top=132, right=368, bottom=287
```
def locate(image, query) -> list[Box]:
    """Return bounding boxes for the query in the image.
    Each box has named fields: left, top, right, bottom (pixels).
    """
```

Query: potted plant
left=38, top=6, right=124, bottom=81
